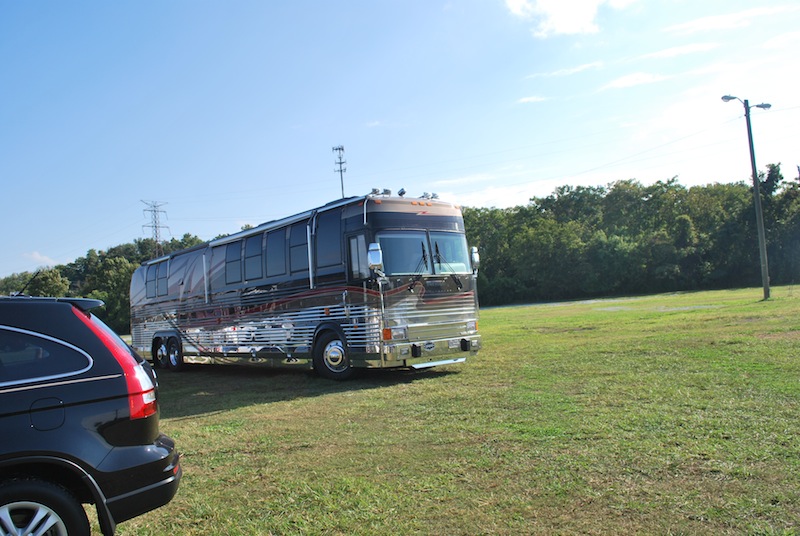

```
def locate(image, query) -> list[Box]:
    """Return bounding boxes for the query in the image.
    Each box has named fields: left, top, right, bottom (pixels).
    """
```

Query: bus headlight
left=466, top=320, right=477, bottom=332
left=382, top=326, right=408, bottom=341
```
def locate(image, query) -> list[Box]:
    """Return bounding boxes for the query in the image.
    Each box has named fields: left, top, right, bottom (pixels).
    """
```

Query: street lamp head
left=721, top=95, right=738, bottom=102
left=754, top=103, right=772, bottom=110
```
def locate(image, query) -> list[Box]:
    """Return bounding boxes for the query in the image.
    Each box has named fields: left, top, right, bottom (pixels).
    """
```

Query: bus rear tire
left=153, top=341, right=169, bottom=369
left=167, top=338, right=185, bottom=372
left=313, top=332, right=354, bottom=381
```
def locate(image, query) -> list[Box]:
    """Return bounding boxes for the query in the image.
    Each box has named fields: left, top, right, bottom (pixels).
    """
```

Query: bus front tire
left=313, top=332, right=354, bottom=381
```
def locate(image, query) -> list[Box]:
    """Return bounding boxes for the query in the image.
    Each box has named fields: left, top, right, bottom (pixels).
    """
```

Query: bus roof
left=140, top=191, right=461, bottom=266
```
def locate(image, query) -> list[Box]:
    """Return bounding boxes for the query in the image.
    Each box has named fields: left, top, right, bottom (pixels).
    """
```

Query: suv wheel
left=0, top=479, right=90, bottom=536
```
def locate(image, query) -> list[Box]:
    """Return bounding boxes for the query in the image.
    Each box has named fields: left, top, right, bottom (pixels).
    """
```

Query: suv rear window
left=0, top=327, right=92, bottom=386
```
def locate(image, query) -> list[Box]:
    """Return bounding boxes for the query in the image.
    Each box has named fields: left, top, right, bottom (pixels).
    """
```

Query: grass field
left=112, top=287, right=800, bottom=535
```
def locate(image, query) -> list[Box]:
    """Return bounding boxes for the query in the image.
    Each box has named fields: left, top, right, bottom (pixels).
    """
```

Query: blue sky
left=1, top=1, right=799, bottom=278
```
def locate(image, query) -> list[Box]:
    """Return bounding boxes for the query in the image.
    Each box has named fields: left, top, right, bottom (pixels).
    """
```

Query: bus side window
left=289, top=223, right=308, bottom=273
left=316, top=210, right=342, bottom=268
left=349, top=235, right=369, bottom=280
left=157, top=261, right=168, bottom=296
left=146, top=264, right=157, bottom=298
left=245, top=234, right=263, bottom=281
left=226, top=241, right=243, bottom=285
left=266, top=229, right=286, bottom=277
left=210, top=246, right=226, bottom=289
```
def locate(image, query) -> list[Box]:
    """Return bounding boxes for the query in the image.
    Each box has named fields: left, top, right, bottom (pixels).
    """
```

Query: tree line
left=464, top=163, right=800, bottom=305
left=2, top=164, right=798, bottom=333
left=0, top=235, right=203, bottom=333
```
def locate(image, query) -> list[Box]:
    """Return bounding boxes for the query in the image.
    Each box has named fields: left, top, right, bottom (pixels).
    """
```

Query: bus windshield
left=430, top=232, right=471, bottom=274
left=376, top=231, right=471, bottom=276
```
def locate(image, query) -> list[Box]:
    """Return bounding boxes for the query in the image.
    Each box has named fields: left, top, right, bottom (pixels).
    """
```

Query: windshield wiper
left=407, top=242, right=429, bottom=291
left=434, top=243, right=463, bottom=289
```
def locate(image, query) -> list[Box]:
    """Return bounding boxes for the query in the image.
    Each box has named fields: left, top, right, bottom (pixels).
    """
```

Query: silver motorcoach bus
left=129, top=190, right=481, bottom=380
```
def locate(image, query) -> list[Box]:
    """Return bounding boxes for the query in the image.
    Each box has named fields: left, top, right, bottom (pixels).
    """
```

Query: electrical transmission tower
left=141, top=200, right=170, bottom=256
left=332, top=145, right=346, bottom=198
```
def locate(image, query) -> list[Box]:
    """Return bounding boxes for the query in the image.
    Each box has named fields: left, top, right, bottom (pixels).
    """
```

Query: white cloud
left=505, top=0, right=536, bottom=18
left=531, top=0, right=602, bottom=37
left=600, top=72, right=669, bottom=90
left=762, top=31, right=800, bottom=50
left=505, top=0, right=638, bottom=38
left=527, top=61, right=604, bottom=77
left=664, top=6, right=797, bottom=35
left=23, top=252, right=58, bottom=268
left=639, top=43, right=719, bottom=60
left=517, top=95, right=548, bottom=104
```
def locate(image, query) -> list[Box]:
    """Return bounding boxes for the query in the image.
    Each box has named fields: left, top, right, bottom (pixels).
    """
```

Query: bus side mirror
left=470, top=246, right=480, bottom=273
left=368, top=243, right=384, bottom=272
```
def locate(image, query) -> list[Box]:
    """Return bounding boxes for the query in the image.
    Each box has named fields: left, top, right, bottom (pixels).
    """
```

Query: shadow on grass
left=155, top=364, right=456, bottom=420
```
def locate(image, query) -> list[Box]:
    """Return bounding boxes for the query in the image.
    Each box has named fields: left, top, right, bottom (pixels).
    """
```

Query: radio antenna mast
left=332, top=145, right=346, bottom=198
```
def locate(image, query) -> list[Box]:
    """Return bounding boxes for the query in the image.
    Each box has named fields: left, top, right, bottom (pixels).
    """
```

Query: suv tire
left=0, top=479, right=90, bottom=536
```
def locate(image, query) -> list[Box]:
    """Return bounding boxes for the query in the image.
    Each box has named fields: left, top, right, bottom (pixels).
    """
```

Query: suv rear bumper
left=97, top=434, right=181, bottom=525
left=106, top=459, right=181, bottom=524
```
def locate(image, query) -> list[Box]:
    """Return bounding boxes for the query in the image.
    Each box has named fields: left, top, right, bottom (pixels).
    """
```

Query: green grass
left=111, top=287, right=800, bottom=535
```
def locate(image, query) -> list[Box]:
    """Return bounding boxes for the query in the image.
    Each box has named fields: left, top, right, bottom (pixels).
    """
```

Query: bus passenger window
left=316, top=210, right=342, bottom=268
left=289, top=223, right=308, bottom=273
left=245, top=234, right=263, bottom=281
left=146, top=264, right=157, bottom=298
left=266, top=229, right=286, bottom=277
left=349, top=235, right=369, bottom=280
left=157, top=261, right=168, bottom=296
left=226, top=242, right=242, bottom=284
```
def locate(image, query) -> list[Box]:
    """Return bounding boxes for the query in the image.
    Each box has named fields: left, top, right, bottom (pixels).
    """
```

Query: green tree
left=88, top=257, right=138, bottom=333
left=0, top=272, right=32, bottom=295
left=463, top=206, right=517, bottom=304
left=535, top=185, right=605, bottom=226
left=25, top=268, right=70, bottom=297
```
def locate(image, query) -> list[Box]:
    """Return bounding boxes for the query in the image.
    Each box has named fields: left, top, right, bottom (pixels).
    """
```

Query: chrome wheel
left=154, top=342, right=169, bottom=369
left=323, top=340, right=346, bottom=371
left=313, top=332, right=354, bottom=380
left=167, top=338, right=184, bottom=371
left=0, top=480, right=88, bottom=536
left=0, top=500, right=68, bottom=536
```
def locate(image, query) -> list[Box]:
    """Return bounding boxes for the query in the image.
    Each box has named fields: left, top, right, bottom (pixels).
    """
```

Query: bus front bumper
left=379, top=335, right=481, bottom=369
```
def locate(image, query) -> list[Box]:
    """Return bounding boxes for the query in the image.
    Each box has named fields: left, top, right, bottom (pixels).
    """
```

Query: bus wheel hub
left=324, top=341, right=345, bottom=369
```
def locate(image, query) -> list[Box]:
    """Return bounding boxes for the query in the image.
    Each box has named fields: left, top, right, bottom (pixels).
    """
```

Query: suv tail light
left=72, top=308, right=158, bottom=419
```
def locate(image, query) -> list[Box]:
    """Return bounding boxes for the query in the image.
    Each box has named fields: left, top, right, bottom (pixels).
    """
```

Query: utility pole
left=142, top=200, right=170, bottom=257
left=722, top=95, right=771, bottom=300
left=743, top=100, right=770, bottom=300
left=333, top=145, right=346, bottom=198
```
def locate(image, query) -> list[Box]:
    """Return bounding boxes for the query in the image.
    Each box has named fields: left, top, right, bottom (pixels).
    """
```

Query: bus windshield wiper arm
left=434, top=243, right=463, bottom=289
left=412, top=241, right=428, bottom=275
left=408, top=242, right=428, bottom=291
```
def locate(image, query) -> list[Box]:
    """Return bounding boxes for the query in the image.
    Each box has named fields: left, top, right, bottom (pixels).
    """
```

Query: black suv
left=0, top=296, right=181, bottom=535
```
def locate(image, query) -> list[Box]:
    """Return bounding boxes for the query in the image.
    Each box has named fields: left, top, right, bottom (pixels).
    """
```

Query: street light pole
left=722, top=95, right=771, bottom=300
